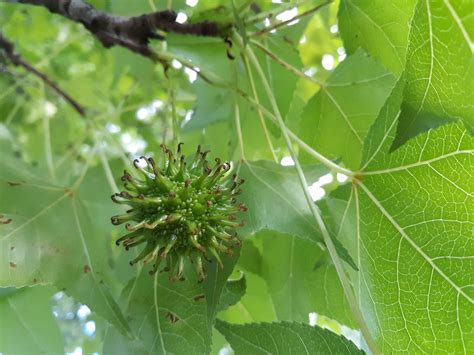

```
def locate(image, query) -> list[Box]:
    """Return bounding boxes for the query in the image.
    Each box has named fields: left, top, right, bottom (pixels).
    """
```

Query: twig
left=243, top=0, right=312, bottom=27
left=0, top=33, right=86, bottom=116
left=250, top=39, right=325, bottom=88
left=250, top=1, right=333, bottom=37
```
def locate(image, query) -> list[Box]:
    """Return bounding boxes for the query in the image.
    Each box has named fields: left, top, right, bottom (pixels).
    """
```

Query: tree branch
left=250, top=1, right=333, bottom=37
left=0, top=33, right=86, bottom=116
left=6, top=0, right=220, bottom=57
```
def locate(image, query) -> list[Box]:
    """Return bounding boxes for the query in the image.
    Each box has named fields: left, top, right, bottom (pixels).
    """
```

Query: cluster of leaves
left=0, top=0, right=472, bottom=354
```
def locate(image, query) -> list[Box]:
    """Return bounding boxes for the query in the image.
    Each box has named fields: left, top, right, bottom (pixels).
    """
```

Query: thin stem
left=99, top=148, right=119, bottom=193
left=43, top=113, right=56, bottom=183
left=250, top=39, right=325, bottom=88
left=0, top=31, right=86, bottom=102
left=242, top=55, right=278, bottom=162
left=71, top=143, right=99, bottom=191
left=167, top=75, right=179, bottom=149
left=250, top=0, right=333, bottom=37
left=148, top=0, right=156, bottom=11
left=287, top=129, right=353, bottom=177
left=237, top=0, right=253, bottom=15
left=243, top=0, right=312, bottom=26
left=241, top=35, right=380, bottom=355
left=234, top=101, right=246, bottom=160
left=5, top=99, right=21, bottom=126
left=231, top=83, right=353, bottom=176
left=0, top=33, right=86, bottom=116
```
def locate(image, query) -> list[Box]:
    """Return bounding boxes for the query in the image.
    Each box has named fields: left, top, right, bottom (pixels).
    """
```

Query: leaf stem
left=234, top=102, right=246, bottom=160
left=71, top=143, right=99, bottom=192
left=250, top=39, right=325, bottom=88
left=5, top=98, right=21, bottom=126
left=167, top=74, right=180, bottom=149
left=240, top=34, right=380, bottom=355
left=99, top=148, right=119, bottom=193
left=148, top=0, right=156, bottom=11
left=242, top=55, right=278, bottom=162
left=233, top=86, right=353, bottom=176
left=43, top=113, right=56, bottom=183
left=160, top=50, right=352, bottom=176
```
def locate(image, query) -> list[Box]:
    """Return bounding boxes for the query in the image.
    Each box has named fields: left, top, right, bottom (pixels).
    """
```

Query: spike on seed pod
left=110, top=144, right=246, bottom=281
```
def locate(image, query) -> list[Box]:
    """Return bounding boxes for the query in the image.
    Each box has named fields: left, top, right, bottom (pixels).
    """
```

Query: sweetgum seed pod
left=111, top=143, right=246, bottom=281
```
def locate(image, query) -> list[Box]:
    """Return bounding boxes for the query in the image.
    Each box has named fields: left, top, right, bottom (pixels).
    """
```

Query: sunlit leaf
left=300, top=49, right=397, bottom=169
left=338, top=0, right=417, bottom=75
left=258, top=230, right=355, bottom=327
left=394, top=0, right=474, bottom=147
left=216, top=320, right=363, bottom=354
left=326, top=79, right=474, bottom=352
left=238, top=160, right=356, bottom=268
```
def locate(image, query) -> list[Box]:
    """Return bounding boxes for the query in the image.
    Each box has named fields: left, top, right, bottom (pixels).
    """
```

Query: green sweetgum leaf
left=238, top=160, right=356, bottom=268
left=394, top=0, right=474, bottom=147
left=0, top=286, right=64, bottom=354
left=299, top=49, right=397, bottom=170
left=326, top=79, right=474, bottom=352
left=258, top=230, right=356, bottom=327
left=338, top=0, right=417, bottom=75
left=215, top=320, right=363, bottom=354
left=216, top=273, right=246, bottom=313
left=0, top=143, right=132, bottom=339
left=103, top=268, right=211, bottom=355
left=102, top=245, right=239, bottom=354
left=218, top=240, right=276, bottom=324
left=217, top=271, right=276, bottom=325
left=203, top=246, right=242, bottom=325
left=229, top=230, right=355, bottom=327
left=238, top=160, right=326, bottom=242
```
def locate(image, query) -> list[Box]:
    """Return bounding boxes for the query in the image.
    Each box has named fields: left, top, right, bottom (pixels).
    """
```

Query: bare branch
left=6, top=0, right=221, bottom=58
left=0, top=33, right=86, bottom=116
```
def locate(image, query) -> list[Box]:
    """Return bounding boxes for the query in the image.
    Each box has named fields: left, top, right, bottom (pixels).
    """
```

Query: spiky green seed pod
left=111, top=143, right=246, bottom=281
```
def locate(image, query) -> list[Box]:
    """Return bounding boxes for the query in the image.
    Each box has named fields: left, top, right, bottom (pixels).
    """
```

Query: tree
left=0, top=0, right=472, bottom=354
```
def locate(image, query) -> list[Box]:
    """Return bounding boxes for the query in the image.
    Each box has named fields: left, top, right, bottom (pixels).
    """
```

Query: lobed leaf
left=338, top=0, right=417, bottom=75
left=215, top=320, right=363, bottom=354
left=299, top=49, right=397, bottom=169
left=393, top=0, right=474, bottom=147
left=326, top=79, right=474, bottom=352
